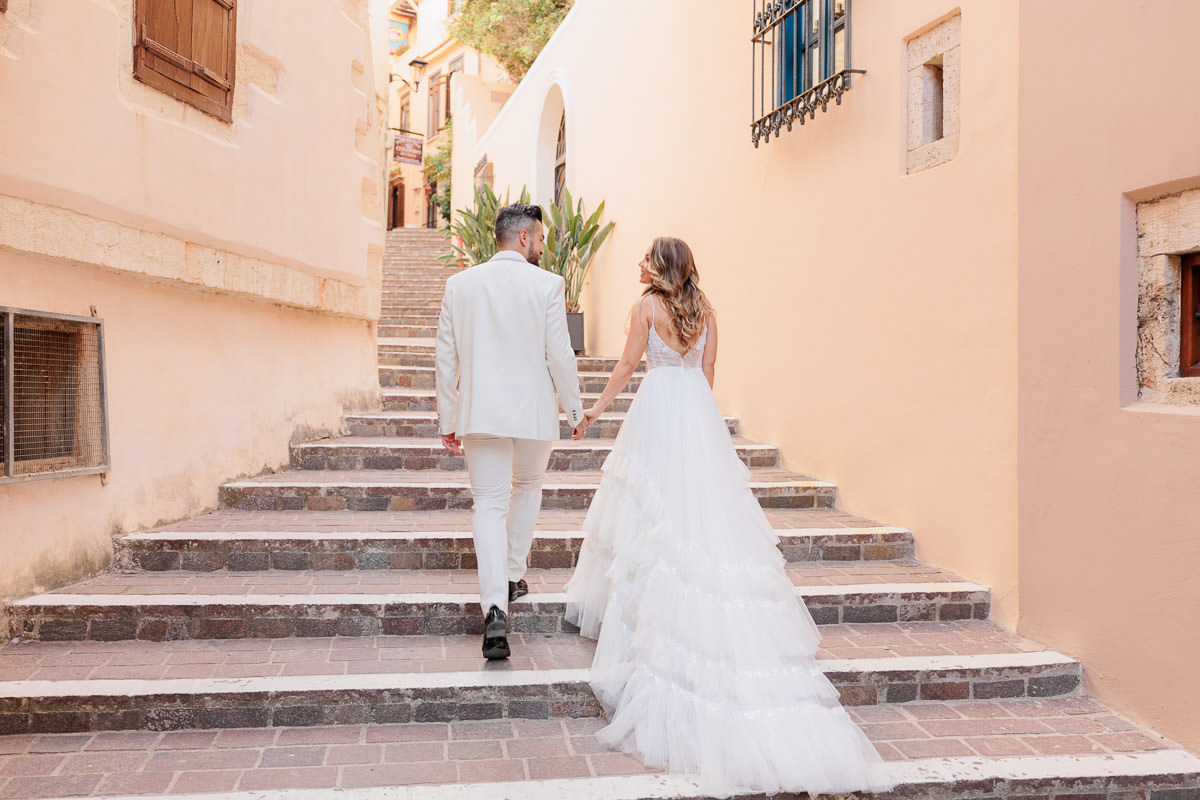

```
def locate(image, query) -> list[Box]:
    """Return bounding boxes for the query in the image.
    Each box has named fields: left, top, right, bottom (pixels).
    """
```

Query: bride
left=565, top=237, right=892, bottom=797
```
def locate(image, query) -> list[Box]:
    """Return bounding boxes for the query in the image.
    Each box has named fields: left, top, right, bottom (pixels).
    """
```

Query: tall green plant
left=543, top=188, right=615, bottom=313
left=439, top=184, right=532, bottom=268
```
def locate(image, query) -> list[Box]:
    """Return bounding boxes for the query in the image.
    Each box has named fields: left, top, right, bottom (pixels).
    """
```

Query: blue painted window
left=773, top=0, right=849, bottom=106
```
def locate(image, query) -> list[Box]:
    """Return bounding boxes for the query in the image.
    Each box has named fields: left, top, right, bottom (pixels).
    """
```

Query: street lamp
left=391, top=58, right=429, bottom=92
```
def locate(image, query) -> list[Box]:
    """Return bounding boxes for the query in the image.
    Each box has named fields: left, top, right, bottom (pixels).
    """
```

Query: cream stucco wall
left=1016, top=0, right=1200, bottom=753
left=473, top=0, right=1022, bottom=626
left=0, top=0, right=386, bottom=601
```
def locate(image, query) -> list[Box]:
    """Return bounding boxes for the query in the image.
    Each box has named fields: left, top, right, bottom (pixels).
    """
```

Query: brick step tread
left=217, top=469, right=834, bottom=511
left=0, top=622, right=1062, bottom=683
left=289, top=438, right=778, bottom=472
left=347, top=409, right=708, bottom=423
left=373, top=357, right=638, bottom=373
left=9, top=569, right=990, bottom=641
left=375, top=353, right=641, bottom=373
left=0, top=706, right=1194, bottom=799
left=138, top=507, right=890, bottom=534
left=33, top=561, right=972, bottom=597
left=0, top=655, right=1083, bottom=735
left=297, top=436, right=766, bottom=450
left=220, top=467, right=824, bottom=489
left=377, top=338, right=436, bottom=347
left=114, top=524, right=913, bottom=571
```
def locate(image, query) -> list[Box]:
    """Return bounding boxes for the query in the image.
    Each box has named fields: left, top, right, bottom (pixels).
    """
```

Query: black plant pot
left=566, top=312, right=584, bottom=355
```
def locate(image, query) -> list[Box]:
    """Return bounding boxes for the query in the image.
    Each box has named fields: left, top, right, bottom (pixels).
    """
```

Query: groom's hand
left=571, top=421, right=589, bottom=441
left=441, top=433, right=463, bottom=456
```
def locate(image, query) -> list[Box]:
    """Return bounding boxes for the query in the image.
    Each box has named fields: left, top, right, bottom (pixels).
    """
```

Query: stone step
left=378, top=326, right=438, bottom=338
left=7, top=562, right=989, bottom=643
left=290, top=438, right=779, bottom=472
left=114, top=506, right=905, bottom=564
left=380, top=390, right=639, bottom=413
left=0, top=626, right=1081, bottom=733
left=216, top=468, right=836, bottom=512
left=346, top=410, right=737, bottom=439
left=378, top=314, right=440, bottom=325
left=376, top=350, right=640, bottom=373
left=378, top=366, right=640, bottom=393
left=0, top=708, right=1194, bottom=798
left=113, top=519, right=913, bottom=573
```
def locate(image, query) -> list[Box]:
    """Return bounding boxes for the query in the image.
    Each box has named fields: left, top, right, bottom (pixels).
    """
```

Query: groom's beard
left=525, top=248, right=540, bottom=266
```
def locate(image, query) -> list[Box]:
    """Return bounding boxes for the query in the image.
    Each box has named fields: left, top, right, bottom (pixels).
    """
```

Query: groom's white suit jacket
left=435, top=250, right=584, bottom=441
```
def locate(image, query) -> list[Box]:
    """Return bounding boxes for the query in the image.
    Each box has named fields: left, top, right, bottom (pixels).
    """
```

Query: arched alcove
left=534, top=80, right=567, bottom=206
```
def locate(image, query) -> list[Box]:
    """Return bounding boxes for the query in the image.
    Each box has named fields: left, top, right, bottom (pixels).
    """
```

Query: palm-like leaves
left=439, top=184, right=533, bottom=268
left=543, top=188, right=615, bottom=312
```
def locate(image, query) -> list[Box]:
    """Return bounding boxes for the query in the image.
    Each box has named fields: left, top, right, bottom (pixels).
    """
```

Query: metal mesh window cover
left=1, top=307, right=110, bottom=482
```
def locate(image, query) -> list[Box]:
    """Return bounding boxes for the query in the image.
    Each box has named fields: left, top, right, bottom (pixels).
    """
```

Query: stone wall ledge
left=0, top=193, right=375, bottom=321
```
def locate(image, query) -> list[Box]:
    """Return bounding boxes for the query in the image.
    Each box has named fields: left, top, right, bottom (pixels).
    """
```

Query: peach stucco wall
left=472, top=0, right=1022, bottom=625
left=0, top=253, right=379, bottom=600
left=0, top=0, right=386, bottom=601
left=1016, top=0, right=1200, bottom=753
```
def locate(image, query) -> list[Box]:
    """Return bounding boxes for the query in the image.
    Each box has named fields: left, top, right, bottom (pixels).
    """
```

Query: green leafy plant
left=439, top=183, right=533, bottom=268
left=543, top=188, right=615, bottom=312
left=422, top=120, right=453, bottom=229
left=446, top=0, right=573, bottom=82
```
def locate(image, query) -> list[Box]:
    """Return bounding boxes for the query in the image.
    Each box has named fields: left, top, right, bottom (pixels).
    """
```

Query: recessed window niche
left=1136, top=189, right=1200, bottom=405
left=905, top=13, right=960, bottom=174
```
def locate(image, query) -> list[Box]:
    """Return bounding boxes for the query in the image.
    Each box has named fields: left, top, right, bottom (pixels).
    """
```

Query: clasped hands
left=439, top=407, right=602, bottom=454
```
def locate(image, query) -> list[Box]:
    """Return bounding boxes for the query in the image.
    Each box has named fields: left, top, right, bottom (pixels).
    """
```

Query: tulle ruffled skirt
left=565, top=366, right=893, bottom=797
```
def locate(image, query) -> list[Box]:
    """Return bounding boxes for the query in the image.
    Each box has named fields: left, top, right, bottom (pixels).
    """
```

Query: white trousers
left=461, top=435, right=554, bottom=615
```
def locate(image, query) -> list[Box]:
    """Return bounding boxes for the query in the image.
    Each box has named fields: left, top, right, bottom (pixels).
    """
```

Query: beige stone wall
left=0, top=251, right=380, bottom=600
left=0, top=0, right=387, bottom=600
left=471, top=0, right=1023, bottom=628
left=1016, top=0, right=1200, bottom=754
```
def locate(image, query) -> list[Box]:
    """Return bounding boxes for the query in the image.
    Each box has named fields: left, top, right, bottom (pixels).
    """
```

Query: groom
left=435, top=203, right=585, bottom=660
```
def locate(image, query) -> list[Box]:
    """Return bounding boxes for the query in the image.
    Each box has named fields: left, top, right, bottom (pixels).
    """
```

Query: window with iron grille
left=553, top=114, right=567, bottom=207
left=1, top=308, right=110, bottom=483
left=133, top=0, right=237, bottom=123
left=752, top=0, right=862, bottom=146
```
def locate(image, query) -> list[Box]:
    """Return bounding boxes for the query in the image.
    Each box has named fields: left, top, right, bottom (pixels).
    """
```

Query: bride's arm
left=701, top=312, right=718, bottom=388
left=587, top=298, right=651, bottom=416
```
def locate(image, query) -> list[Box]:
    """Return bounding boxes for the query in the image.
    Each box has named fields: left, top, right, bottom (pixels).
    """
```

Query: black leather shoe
left=508, top=579, right=529, bottom=603
left=482, top=605, right=510, bottom=660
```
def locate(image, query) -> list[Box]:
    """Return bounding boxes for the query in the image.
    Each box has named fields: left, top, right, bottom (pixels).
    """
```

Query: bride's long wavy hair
left=642, top=237, right=712, bottom=349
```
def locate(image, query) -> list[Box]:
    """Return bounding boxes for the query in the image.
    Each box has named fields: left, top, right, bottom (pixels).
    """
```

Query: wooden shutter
left=1182, top=254, right=1200, bottom=378
left=135, top=0, right=236, bottom=122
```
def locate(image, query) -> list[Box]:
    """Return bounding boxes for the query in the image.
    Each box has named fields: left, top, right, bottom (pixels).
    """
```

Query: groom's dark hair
left=495, top=203, right=543, bottom=245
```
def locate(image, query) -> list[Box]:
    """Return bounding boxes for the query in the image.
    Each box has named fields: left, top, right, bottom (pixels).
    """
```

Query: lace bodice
left=646, top=303, right=706, bottom=370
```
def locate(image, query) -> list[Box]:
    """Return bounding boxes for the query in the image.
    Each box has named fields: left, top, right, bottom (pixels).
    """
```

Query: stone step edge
left=292, top=440, right=777, bottom=453
left=0, top=652, right=1078, bottom=700
left=13, top=583, right=989, bottom=607
left=347, top=411, right=732, bottom=421
left=219, top=479, right=835, bottom=490
left=380, top=389, right=636, bottom=398
left=118, top=526, right=911, bottom=543
left=32, top=753, right=1200, bottom=800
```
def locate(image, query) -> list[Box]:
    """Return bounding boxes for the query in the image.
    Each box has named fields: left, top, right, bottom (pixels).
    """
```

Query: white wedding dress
left=564, top=310, right=892, bottom=798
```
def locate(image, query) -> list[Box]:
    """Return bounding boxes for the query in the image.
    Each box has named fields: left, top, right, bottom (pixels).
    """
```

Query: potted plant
left=439, top=184, right=533, bottom=268
left=542, top=188, right=615, bottom=353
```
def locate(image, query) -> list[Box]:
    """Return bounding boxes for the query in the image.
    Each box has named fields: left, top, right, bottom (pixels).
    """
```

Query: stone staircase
left=0, top=227, right=1196, bottom=799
